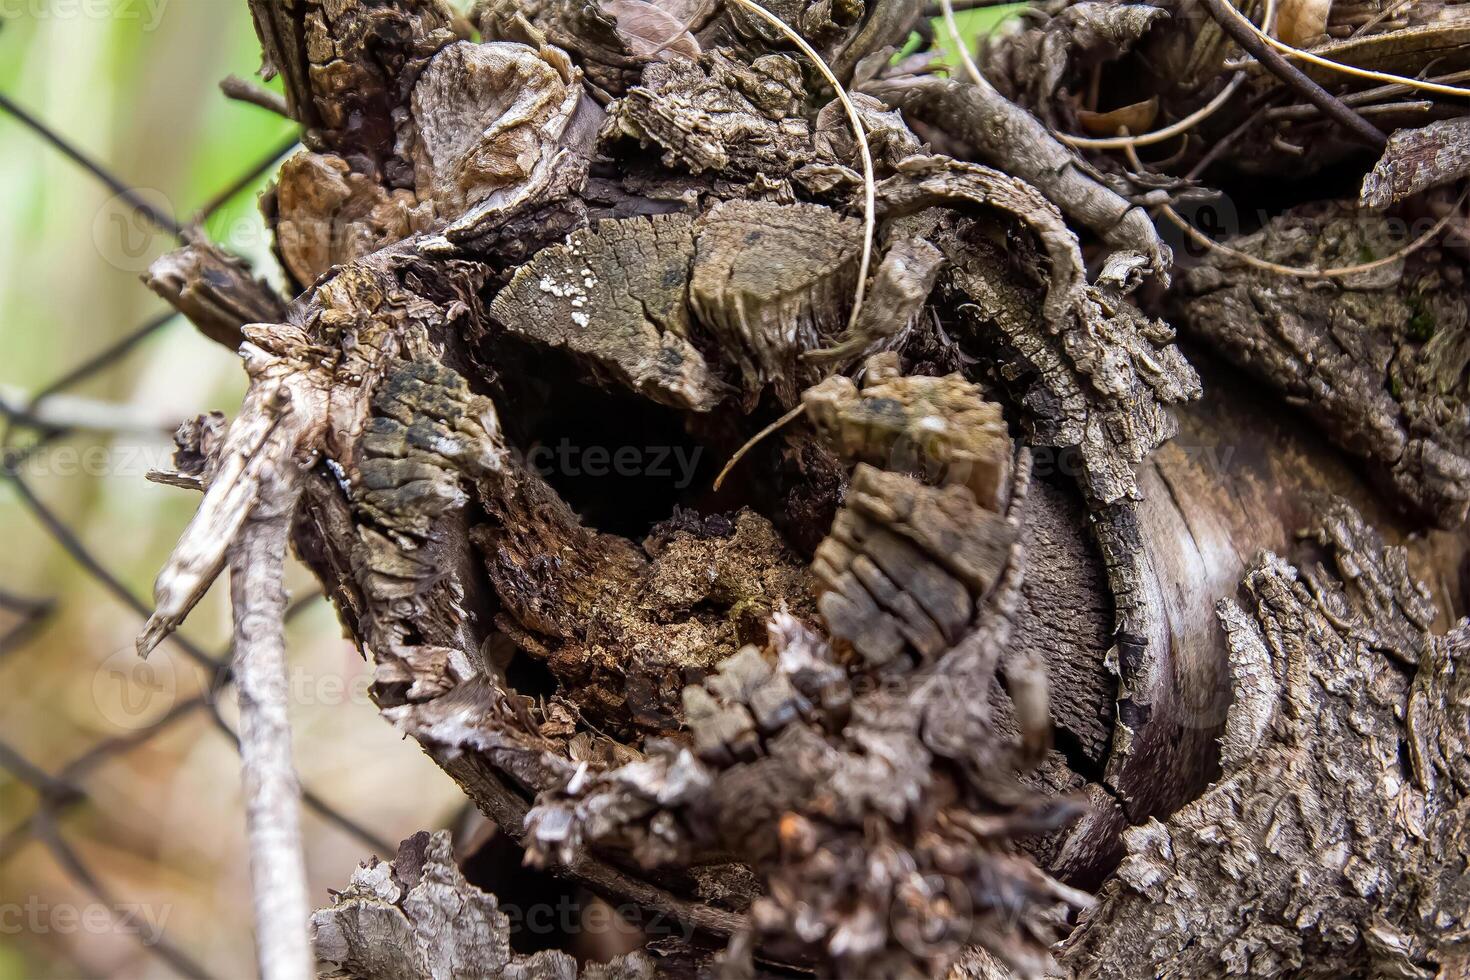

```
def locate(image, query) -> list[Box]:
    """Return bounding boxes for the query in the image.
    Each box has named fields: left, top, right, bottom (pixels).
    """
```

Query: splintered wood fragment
left=814, top=463, right=1016, bottom=665
left=146, top=240, right=286, bottom=349
left=690, top=199, right=861, bottom=406
left=1361, top=116, right=1470, bottom=207
left=488, top=213, right=725, bottom=411
left=147, top=412, right=228, bottom=491
left=230, top=463, right=311, bottom=980
left=138, top=326, right=328, bottom=657
left=802, top=353, right=1012, bottom=509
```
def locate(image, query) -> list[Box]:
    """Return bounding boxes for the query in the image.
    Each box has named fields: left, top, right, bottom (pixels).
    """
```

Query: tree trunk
left=142, top=0, right=1470, bottom=976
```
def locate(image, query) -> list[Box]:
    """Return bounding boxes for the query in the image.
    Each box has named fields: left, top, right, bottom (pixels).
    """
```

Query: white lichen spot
left=571, top=312, right=590, bottom=328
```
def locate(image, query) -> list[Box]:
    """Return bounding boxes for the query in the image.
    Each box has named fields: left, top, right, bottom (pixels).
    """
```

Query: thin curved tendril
left=722, top=0, right=876, bottom=337
left=1054, top=0, right=1278, bottom=151
left=1057, top=73, right=1246, bottom=150
left=1223, top=0, right=1470, bottom=98
left=1125, top=143, right=1468, bottom=279
left=938, top=0, right=993, bottom=94
left=713, top=402, right=808, bottom=492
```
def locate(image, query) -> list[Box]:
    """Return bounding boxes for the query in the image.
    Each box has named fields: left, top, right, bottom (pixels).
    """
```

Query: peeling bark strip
left=1363, top=116, right=1470, bottom=207
left=132, top=0, right=1470, bottom=976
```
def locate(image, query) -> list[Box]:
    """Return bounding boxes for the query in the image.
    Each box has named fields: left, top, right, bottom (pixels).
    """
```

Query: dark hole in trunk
left=476, top=333, right=799, bottom=543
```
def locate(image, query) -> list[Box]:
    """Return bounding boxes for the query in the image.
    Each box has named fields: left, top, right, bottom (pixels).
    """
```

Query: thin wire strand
left=0, top=86, right=393, bottom=980
left=0, top=92, right=184, bottom=238
left=195, top=136, right=300, bottom=222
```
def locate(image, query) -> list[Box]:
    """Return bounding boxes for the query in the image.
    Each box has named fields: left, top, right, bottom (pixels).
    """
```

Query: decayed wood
left=131, top=0, right=1470, bottom=975
left=1061, top=498, right=1470, bottom=978
left=489, top=213, right=720, bottom=411
left=313, top=830, right=658, bottom=979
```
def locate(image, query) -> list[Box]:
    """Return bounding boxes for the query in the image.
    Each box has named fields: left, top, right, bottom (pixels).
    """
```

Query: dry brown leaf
left=1276, top=0, right=1333, bottom=46
left=601, top=0, right=701, bottom=60
left=1076, top=96, right=1161, bottom=137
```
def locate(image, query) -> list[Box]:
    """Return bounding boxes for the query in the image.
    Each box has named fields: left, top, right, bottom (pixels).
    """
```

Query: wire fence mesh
left=0, top=92, right=396, bottom=980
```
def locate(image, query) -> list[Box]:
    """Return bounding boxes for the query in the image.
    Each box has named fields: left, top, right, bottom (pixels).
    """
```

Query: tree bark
left=136, top=0, right=1470, bottom=976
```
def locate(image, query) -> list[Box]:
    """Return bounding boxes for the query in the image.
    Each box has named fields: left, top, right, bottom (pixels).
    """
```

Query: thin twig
left=1196, top=0, right=1387, bottom=148
left=220, top=75, right=292, bottom=118
left=0, top=92, right=184, bottom=237
left=1261, top=66, right=1470, bottom=118
left=204, top=703, right=397, bottom=857
left=1271, top=98, right=1434, bottom=121
left=713, top=402, right=807, bottom=491
left=1056, top=74, right=1247, bottom=150
left=228, top=465, right=312, bottom=980
left=1231, top=5, right=1470, bottom=98
left=1350, top=0, right=1416, bottom=37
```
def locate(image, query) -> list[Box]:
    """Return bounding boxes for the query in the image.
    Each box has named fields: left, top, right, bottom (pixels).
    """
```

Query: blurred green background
left=0, top=2, right=1018, bottom=976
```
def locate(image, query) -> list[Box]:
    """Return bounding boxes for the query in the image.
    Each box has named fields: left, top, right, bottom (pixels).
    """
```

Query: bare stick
left=221, top=75, right=292, bottom=118
left=229, top=466, right=312, bottom=980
